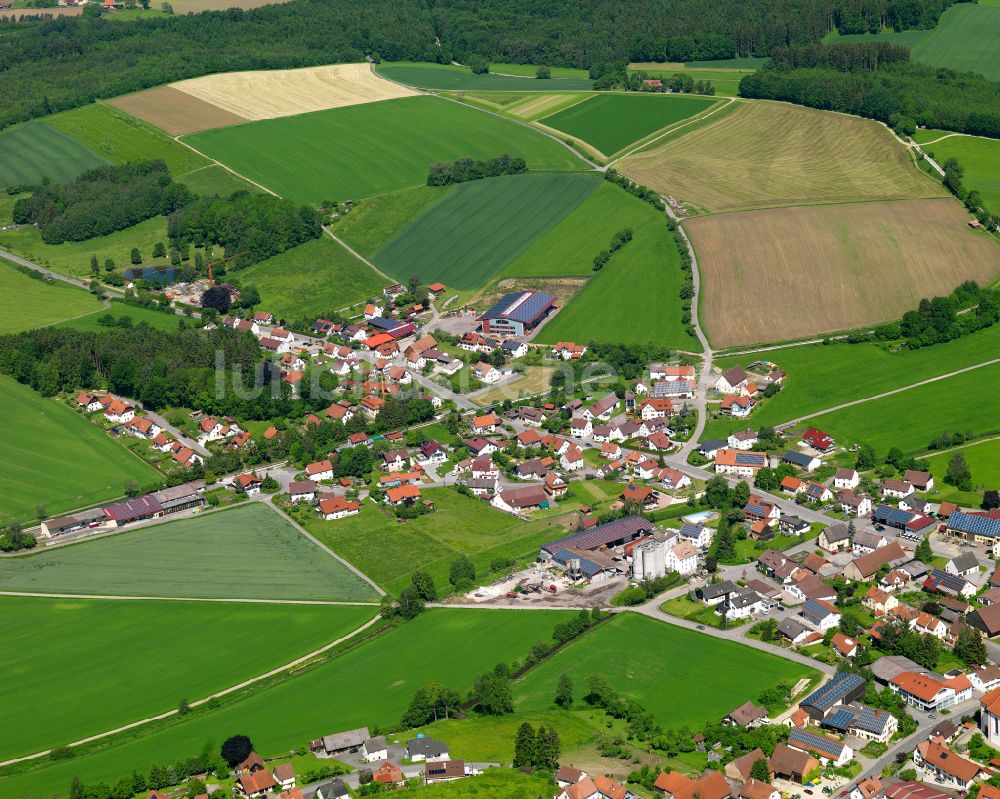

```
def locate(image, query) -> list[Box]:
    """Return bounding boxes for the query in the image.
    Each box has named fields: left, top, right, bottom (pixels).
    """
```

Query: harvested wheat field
left=687, top=198, right=1000, bottom=348
left=108, top=86, right=249, bottom=136
left=170, top=63, right=419, bottom=122
left=619, top=101, right=943, bottom=213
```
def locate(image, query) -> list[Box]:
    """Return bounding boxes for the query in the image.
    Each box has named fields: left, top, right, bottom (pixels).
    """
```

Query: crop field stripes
left=607, top=96, right=736, bottom=166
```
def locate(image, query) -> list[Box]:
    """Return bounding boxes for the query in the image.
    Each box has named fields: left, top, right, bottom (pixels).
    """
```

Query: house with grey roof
left=946, top=551, right=980, bottom=577
left=407, top=737, right=449, bottom=762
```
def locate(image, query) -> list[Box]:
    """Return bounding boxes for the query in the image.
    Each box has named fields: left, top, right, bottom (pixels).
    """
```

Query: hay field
left=171, top=63, right=418, bottom=122
left=687, top=198, right=1000, bottom=347
left=0, top=6, right=80, bottom=18
left=109, top=85, right=249, bottom=136
left=618, top=101, right=942, bottom=213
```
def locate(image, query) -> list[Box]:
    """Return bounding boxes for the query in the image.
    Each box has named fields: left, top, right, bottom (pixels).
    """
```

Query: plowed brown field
left=686, top=198, right=1000, bottom=347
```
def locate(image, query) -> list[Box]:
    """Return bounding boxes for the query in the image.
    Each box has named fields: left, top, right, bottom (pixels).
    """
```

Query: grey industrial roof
left=542, top=516, right=652, bottom=552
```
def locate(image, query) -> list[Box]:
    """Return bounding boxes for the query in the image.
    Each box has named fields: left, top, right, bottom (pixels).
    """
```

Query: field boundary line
left=169, top=134, right=280, bottom=197
left=0, top=590, right=381, bottom=605
left=0, top=612, right=383, bottom=768
left=608, top=96, right=736, bottom=166
left=372, top=62, right=601, bottom=171
left=321, top=225, right=394, bottom=283
left=915, top=434, right=1000, bottom=459
left=775, top=357, right=1000, bottom=430
left=265, top=499, right=386, bottom=596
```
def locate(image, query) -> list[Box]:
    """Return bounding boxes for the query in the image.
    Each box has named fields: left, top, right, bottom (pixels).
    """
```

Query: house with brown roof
left=556, top=777, right=602, bottom=799
left=741, top=779, right=779, bottom=799
left=725, top=701, right=769, bottom=728
left=913, top=737, right=983, bottom=789
left=238, top=769, right=277, bottom=797
left=725, top=748, right=771, bottom=781
left=769, top=743, right=820, bottom=783
left=844, top=542, right=907, bottom=581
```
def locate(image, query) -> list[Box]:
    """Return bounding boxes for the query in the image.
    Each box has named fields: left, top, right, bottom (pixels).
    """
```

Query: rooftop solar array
left=480, top=291, right=556, bottom=324
left=801, top=672, right=865, bottom=712
left=735, top=452, right=766, bottom=465
left=949, top=511, right=1000, bottom=538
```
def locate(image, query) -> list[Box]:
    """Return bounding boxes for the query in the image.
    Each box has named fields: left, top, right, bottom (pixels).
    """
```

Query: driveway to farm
left=772, top=356, right=1000, bottom=431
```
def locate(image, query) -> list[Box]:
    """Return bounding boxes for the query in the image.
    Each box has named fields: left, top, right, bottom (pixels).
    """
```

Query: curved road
left=666, top=205, right=713, bottom=457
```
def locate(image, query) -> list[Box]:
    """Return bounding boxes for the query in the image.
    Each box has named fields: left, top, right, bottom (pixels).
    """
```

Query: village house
left=714, top=449, right=767, bottom=478
left=715, top=365, right=749, bottom=394
left=103, top=398, right=135, bottom=424
left=234, top=473, right=262, bottom=496
left=492, top=485, right=550, bottom=514
left=913, top=737, right=983, bottom=790
left=834, top=468, right=860, bottom=489
left=800, top=427, right=834, bottom=453
left=818, top=523, right=851, bottom=553
left=721, top=395, right=755, bottom=418
left=305, top=459, right=334, bottom=482
left=782, top=450, right=820, bottom=471
left=570, top=417, right=593, bottom=438
left=552, top=342, right=587, bottom=360
left=840, top=490, right=872, bottom=517
left=904, top=470, right=934, bottom=492
left=471, top=361, right=501, bottom=384
left=561, top=444, right=584, bottom=472
left=728, top=429, right=759, bottom=450
left=124, top=416, right=161, bottom=440
left=288, top=480, right=317, bottom=503
left=318, top=496, right=360, bottom=520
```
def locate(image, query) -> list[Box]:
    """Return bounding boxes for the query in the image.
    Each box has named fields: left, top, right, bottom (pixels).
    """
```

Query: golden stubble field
left=107, top=63, right=419, bottom=135
left=171, top=62, right=419, bottom=121
left=686, top=198, right=1000, bottom=347
left=618, top=100, right=944, bottom=213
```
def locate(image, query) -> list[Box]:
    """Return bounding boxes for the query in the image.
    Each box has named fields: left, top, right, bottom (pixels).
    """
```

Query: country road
left=666, top=203, right=713, bottom=458
left=0, top=247, right=92, bottom=289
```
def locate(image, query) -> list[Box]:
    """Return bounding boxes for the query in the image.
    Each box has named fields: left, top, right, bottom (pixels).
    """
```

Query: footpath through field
left=0, top=612, right=383, bottom=768
left=773, top=356, right=1000, bottom=430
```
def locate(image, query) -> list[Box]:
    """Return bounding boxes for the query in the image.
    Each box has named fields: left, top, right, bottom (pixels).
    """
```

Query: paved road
left=117, top=399, right=211, bottom=456
left=1, top=247, right=93, bottom=289
left=667, top=205, right=713, bottom=458
left=774, top=357, right=1000, bottom=431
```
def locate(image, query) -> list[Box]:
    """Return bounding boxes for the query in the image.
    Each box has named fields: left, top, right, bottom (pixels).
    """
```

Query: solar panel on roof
left=950, top=511, right=1000, bottom=538
left=735, top=452, right=764, bottom=465
left=826, top=709, right=856, bottom=731
left=801, top=672, right=864, bottom=711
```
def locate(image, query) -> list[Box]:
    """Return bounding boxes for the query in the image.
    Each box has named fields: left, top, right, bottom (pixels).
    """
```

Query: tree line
left=0, top=0, right=964, bottom=130
left=740, top=48, right=1000, bottom=139
left=426, top=154, right=527, bottom=186
left=13, top=160, right=191, bottom=244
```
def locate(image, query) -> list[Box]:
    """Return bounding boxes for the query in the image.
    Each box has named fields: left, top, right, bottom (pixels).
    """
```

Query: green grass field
left=183, top=96, right=585, bottom=202
left=911, top=3, right=1000, bottom=79
left=0, top=596, right=375, bottom=759
left=529, top=184, right=694, bottom=348
left=489, top=63, right=591, bottom=79
left=59, top=300, right=185, bottom=333
left=0, top=120, right=108, bottom=189
left=0, top=258, right=102, bottom=333
left=333, top=185, right=453, bottom=257
left=0, top=377, right=159, bottom=525
left=0, top=215, right=169, bottom=280
left=0, top=609, right=566, bottom=799
left=175, top=164, right=263, bottom=197
left=516, top=614, right=818, bottom=725
left=45, top=103, right=209, bottom=176
left=922, top=134, right=1000, bottom=211
left=375, top=61, right=594, bottom=90
left=0, top=503, right=379, bottom=600
left=235, top=237, right=386, bottom=319
left=923, top=438, right=1000, bottom=502
left=372, top=173, right=601, bottom=288
left=305, top=487, right=563, bottom=595
left=809, top=361, right=1000, bottom=453
left=540, top=93, right=717, bottom=155
left=825, top=4, right=1000, bottom=79
left=707, top=323, right=1000, bottom=440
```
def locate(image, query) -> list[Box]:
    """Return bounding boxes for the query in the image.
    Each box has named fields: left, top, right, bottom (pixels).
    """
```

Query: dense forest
left=167, top=192, right=322, bottom=267
left=0, top=0, right=967, bottom=130
left=12, top=161, right=191, bottom=244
